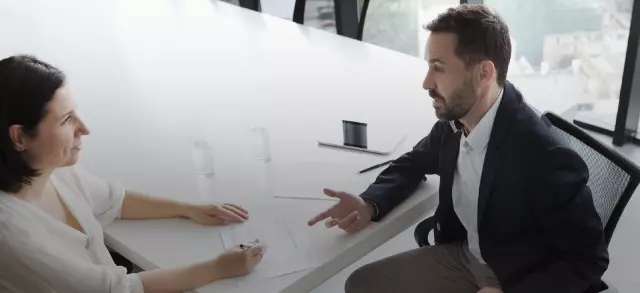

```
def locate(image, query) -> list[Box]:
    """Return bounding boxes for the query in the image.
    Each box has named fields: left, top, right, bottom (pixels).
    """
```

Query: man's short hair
left=426, top=4, right=512, bottom=86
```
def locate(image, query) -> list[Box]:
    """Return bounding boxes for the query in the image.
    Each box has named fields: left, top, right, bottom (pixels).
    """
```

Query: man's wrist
left=362, top=198, right=379, bottom=220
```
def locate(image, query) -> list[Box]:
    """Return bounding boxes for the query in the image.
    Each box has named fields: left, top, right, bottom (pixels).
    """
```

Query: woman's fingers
left=250, top=253, right=264, bottom=267
left=247, top=244, right=265, bottom=256
left=224, top=203, right=249, bottom=215
left=245, top=243, right=266, bottom=267
left=221, top=204, right=249, bottom=220
left=209, top=206, right=245, bottom=222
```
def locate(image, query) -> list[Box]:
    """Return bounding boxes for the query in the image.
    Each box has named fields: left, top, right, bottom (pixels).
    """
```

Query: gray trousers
left=345, top=241, right=501, bottom=293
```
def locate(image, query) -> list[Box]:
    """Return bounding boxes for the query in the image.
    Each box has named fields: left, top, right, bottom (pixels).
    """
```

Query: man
left=307, top=4, right=608, bottom=293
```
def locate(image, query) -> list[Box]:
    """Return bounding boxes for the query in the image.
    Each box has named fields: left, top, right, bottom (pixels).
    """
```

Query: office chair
left=293, top=0, right=364, bottom=39
left=110, top=249, right=135, bottom=273
left=219, top=0, right=261, bottom=12
left=356, top=0, right=370, bottom=40
left=222, top=0, right=365, bottom=39
left=413, top=112, right=640, bottom=293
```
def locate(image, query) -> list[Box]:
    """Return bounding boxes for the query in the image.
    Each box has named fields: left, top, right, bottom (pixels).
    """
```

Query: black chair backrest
left=221, top=0, right=261, bottom=12
left=357, top=0, right=370, bottom=40
left=293, top=0, right=362, bottom=39
left=543, top=112, right=640, bottom=244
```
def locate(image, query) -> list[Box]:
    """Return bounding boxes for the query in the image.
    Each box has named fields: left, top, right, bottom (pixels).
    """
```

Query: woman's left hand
left=184, top=203, right=249, bottom=226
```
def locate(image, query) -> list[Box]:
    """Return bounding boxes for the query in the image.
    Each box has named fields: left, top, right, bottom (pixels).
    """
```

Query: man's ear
left=9, top=125, right=28, bottom=152
left=478, top=60, right=496, bottom=86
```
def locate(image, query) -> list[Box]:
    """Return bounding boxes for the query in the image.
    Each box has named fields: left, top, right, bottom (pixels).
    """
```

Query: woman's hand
left=137, top=240, right=266, bottom=292
left=184, top=203, right=249, bottom=226
left=212, top=241, right=266, bottom=279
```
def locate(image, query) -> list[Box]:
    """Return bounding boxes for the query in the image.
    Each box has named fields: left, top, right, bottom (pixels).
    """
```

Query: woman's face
left=20, top=85, right=90, bottom=171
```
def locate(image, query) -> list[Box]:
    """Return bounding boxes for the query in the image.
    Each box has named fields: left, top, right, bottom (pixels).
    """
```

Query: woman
left=0, top=55, right=265, bottom=292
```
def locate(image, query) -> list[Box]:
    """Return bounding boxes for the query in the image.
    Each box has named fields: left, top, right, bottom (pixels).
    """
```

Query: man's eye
left=434, top=66, right=444, bottom=73
left=62, top=116, right=72, bottom=124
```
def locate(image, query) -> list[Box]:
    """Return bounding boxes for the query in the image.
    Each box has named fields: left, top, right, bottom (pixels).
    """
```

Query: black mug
left=343, top=120, right=368, bottom=148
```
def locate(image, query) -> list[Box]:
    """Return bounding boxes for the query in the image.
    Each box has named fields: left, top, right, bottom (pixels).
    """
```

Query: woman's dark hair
left=0, top=55, right=65, bottom=193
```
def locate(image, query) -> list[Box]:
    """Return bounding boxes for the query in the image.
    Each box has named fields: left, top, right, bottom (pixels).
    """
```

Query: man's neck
left=13, top=169, right=53, bottom=203
left=460, top=85, right=502, bottom=133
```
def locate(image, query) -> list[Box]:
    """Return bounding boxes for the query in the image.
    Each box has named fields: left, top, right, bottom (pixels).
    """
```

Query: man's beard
left=429, top=78, right=476, bottom=121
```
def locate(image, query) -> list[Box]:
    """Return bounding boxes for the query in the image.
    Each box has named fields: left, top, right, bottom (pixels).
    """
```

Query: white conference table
left=0, top=0, right=440, bottom=292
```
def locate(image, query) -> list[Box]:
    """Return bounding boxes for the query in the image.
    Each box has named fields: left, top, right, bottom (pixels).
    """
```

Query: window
left=361, top=0, right=458, bottom=57
left=302, top=0, right=338, bottom=33
left=223, top=0, right=639, bottom=145
left=485, top=0, right=633, bottom=117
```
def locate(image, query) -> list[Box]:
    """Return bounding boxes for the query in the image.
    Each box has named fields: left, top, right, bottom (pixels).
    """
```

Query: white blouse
left=0, top=165, right=144, bottom=293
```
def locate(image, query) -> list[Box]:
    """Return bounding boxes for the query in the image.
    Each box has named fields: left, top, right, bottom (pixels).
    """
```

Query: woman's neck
left=14, top=170, right=53, bottom=203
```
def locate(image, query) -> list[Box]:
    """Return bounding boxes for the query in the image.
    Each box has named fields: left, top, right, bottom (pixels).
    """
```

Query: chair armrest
left=584, top=280, right=617, bottom=293
left=108, top=248, right=134, bottom=273
left=414, top=216, right=436, bottom=247
left=599, top=279, right=617, bottom=293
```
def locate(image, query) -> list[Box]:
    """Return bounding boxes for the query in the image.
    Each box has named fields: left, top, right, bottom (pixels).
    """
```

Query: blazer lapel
left=441, top=131, right=462, bottom=204
left=477, top=83, right=519, bottom=225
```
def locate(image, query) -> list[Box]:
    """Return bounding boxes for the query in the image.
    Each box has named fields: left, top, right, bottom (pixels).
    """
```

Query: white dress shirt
left=0, top=165, right=144, bottom=293
left=451, top=89, right=503, bottom=264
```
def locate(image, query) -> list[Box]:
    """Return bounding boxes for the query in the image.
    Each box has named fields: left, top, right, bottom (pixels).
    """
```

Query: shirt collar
left=449, top=120, right=466, bottom=134
left=449, top=88, right=504, bottom=151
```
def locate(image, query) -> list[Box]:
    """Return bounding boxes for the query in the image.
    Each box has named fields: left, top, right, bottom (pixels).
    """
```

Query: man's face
left=423, top=32, right=477, bottom=121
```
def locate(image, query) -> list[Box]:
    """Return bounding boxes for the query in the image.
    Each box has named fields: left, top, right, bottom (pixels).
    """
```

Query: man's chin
left=433, top=106, right=446, bottom=120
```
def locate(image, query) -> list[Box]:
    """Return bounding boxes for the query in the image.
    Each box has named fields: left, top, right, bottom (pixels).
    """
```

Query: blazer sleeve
left=360, top=121, right=445, bottom=221
left=514, top=145, right=609, bottom=293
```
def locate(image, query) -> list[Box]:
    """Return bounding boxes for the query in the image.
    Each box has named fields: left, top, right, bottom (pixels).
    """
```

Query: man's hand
left=307, top=188, right=374, bottom=234
left=184, top=203, right=249, bottom=226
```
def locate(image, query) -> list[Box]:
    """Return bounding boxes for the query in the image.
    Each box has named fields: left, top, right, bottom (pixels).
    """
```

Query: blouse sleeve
left=70, top=165, right=127, bottom=227
left=0, top=224, right=144, bottom=293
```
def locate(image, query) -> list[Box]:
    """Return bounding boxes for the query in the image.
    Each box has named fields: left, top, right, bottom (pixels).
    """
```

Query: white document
left=219, top=215, right=317, bottom=283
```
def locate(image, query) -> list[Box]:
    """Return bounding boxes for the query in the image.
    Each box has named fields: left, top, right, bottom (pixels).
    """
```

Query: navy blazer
left=361, top=83, right=609, bottom=293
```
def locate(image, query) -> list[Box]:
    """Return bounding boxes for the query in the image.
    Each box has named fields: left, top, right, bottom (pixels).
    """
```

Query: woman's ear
left=9, top=124, right=28, bottom=152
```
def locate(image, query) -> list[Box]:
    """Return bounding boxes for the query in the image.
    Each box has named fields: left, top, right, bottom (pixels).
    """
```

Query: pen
left=359, top=160, right=394, bottom=174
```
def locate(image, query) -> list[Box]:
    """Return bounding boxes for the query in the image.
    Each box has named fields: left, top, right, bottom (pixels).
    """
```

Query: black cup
left=343, top=120, right=368, bottom=148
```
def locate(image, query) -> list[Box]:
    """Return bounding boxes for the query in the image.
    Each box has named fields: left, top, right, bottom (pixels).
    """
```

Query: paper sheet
left=219, top=216, right=317, bottom=283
